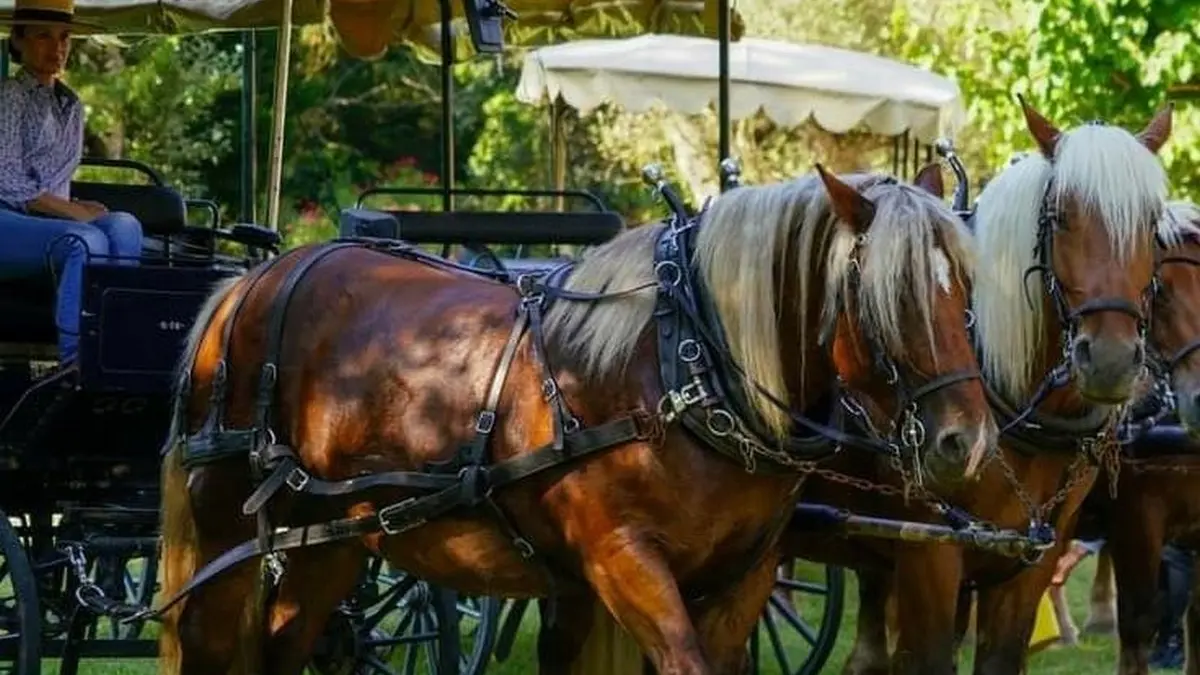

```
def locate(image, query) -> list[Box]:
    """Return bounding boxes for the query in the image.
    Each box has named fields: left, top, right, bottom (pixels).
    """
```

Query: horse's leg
left=580, top=527, right=710, bottom=674
left=1185, top=554, right=1200, bottom=675
left=537, top=593, right=597, bottom=675
left=690, top=547, right=782, bottom=675
left=972, top=558, right=1061, bottom=675
left=842, top=568, right=891, bottom=675
left=889, top=547, right=962, bottom=675
left=177, top=558, right=261, bottom=675
left=1111, top=514, right=1166, bottom=675
left=1084, top=545, right=1118, bottom=635
left=261, top=541, right=368, bottom=675
left=952, top=586, right=974, bottom=670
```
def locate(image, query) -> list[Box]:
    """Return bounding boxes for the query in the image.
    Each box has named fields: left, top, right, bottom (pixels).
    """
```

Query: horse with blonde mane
left=779, top=98, right=1175, bottom=675
left=152, top=163, right=994, bottom=675
left=1059, top=201, right=1200, bottom=675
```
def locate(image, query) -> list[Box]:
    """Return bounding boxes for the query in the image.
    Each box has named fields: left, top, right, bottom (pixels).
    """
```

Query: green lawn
left=35, top=555, right=1135, bottom=674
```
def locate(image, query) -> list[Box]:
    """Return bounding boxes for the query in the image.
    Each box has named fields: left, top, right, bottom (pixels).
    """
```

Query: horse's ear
left=815, top=163, right=875, bottom=234
left=1137, top=102, right=1173, bottom=154
left=1017, top=94, right=1061, bottom=158
left=913, top=162, right=945, bottom=199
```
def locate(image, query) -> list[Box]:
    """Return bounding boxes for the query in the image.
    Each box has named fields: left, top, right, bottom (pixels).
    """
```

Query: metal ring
left=654, top=260, right=682, bottom=286
left=678, top=339, right=702, bottom=363
left=706, top=409, right=735, bottom=437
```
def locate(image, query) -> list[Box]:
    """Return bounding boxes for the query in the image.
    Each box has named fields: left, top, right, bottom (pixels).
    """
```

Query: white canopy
left=516, top=34, right=966, bottom=142
left=0, top=0, right=327, bottom=33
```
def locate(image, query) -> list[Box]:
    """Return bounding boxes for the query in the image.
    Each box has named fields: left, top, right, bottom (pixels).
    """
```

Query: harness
left=139, top=189, right=982, bottom=621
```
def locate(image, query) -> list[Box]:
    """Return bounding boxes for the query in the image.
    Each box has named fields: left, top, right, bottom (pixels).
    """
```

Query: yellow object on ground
left=1029, top=590, right=1062, bottom=653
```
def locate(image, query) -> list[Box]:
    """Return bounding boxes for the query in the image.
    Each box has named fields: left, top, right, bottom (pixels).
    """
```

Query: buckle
left=679, top=379, right=707, bottom=407
left=285, top=467, right=310, bottom=492
left=378, top=498, right=422, bottom=536
left=514, top=538, right=535, bottom=559
left=475, top=411, right=496, bottom=434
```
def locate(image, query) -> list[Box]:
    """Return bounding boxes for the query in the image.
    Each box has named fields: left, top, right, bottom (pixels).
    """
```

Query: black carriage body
left=0, top=261, right=241, bottom=506
left=0, top=164, right=276, bottom=672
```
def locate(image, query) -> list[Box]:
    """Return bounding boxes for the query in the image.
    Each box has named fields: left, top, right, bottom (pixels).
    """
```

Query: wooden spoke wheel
left=311, top=558, right=501, bottom=675
left=749, top=559, right=845, bottom=675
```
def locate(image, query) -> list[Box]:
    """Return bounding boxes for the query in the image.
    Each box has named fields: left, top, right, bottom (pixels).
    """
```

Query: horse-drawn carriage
left=2, top=0, right=1198, bottom=673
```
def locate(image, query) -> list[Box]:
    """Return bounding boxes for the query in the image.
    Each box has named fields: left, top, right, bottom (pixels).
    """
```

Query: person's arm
left=27, top=193, right=100, bottom=220
left=0, top=83, right=91, bottom=221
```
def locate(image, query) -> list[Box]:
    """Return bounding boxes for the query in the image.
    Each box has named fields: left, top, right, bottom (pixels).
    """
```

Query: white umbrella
left=517, top=33, right=965, bottom=143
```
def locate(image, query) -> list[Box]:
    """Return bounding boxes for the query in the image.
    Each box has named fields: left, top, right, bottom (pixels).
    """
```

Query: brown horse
left=779, top=99, right=1175, bottom=675
left=154, top=165, right=994, bottom=675
left=1061, top=200, right=1200, bottom=675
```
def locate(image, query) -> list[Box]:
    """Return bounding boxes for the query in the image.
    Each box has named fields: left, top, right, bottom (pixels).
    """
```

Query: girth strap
left=241, top=445, right=463, bottom=516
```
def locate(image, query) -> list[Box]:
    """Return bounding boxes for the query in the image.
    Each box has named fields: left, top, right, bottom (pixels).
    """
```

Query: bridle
left=830, top=227, right=983, bottom=488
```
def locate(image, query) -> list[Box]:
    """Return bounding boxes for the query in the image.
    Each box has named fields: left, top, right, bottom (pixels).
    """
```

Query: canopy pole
left=265, top=0, right=295, bottom=231
left=439, top=0, right=455, bottom=212
left=717, top=0, right=730, bottom=189
left=240, top=29, right=259, bottom=224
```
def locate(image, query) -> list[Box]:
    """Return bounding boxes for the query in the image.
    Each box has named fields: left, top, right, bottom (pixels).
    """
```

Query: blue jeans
left=0, top=208, right=144, bottom=361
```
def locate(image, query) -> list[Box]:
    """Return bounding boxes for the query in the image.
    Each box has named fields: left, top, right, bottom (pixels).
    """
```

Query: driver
left=0, top=0, right=144, bottom=368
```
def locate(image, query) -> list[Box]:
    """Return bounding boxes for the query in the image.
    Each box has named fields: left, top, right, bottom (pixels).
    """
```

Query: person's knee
left=94, top=211, right=145, bottom=262
left=50, top=227, right=110, bottom=265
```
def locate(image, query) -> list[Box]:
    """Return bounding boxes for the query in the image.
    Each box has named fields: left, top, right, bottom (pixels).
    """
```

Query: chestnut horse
left=1063, top=201, right=1200, bottom=675
left=779, top=99, right=1175, bottom=675
left=153, top=165, right=995, bottom=675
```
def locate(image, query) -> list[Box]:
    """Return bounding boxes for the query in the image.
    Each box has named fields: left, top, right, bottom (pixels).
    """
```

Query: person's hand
left=74, top=200, right=108, bottom=220
left=1051, top=541, right=1093, bottom=586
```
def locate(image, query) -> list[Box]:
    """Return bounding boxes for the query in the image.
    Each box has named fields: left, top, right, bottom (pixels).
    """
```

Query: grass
left=32, top=555, right=1134, bottom=674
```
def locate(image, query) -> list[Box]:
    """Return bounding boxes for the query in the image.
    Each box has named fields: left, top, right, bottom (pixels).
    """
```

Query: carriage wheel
left=0, top=511, right=42, bottom=674
left=750, top=559, right=844, bottom=675
left=310, top=557, right=501, bottom=675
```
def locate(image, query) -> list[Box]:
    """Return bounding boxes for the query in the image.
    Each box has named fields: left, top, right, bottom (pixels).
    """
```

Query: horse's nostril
left=1133, top=340, right=1145, bottom=366
left=1072, top=337, right=1093, bottom=369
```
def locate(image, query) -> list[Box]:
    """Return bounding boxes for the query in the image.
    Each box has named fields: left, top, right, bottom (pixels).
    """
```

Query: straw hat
left=0, top=0, right=103, bottom=32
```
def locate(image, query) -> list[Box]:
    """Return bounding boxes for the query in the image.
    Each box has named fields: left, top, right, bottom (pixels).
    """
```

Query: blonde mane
left=1158, top=200, right=1200, bottom=247
left=969, top=124, right=1168, bottom=400
left=542, top=172, right=976, bottom=439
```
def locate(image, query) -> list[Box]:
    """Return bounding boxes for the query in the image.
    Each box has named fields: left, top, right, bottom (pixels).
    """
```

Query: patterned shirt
left=0, top=69, right=84, bottom=210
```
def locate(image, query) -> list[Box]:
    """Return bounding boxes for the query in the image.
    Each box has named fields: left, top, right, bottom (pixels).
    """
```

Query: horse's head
left=1149, top=202, right=1200, bottom=435
left=813, top=164, right=996, bottom=490
left=1015, top=98, right=1172, bottom=403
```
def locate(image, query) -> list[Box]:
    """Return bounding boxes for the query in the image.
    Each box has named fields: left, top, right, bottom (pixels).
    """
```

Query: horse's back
left=202, top=243, right=529, bottom=469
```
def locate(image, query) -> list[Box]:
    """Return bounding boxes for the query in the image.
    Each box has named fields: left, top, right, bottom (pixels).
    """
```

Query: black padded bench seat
left=340, top=207, right=624, bottom=246
left=71, top=181, right=188, bottom=236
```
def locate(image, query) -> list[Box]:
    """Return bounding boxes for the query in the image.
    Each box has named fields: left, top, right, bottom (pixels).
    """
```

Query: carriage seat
left=339, top=207, right=624, bottom=246
left=71, top=181, right=189, bottom=236
left=73, top=182, right=281, bottom=254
